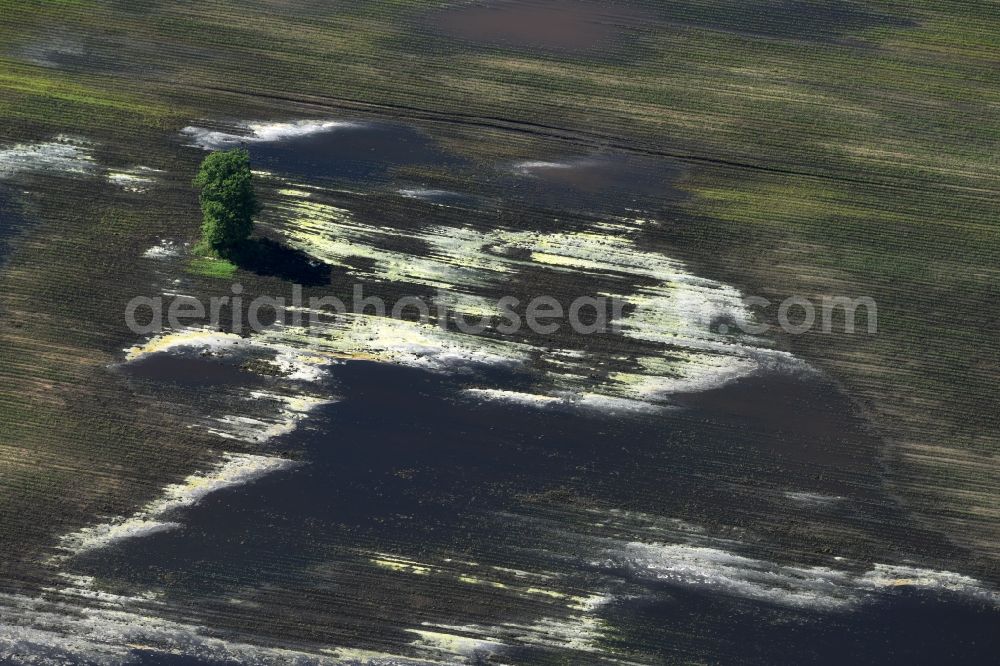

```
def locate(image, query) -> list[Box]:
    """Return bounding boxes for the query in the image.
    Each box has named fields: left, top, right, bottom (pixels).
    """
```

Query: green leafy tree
left=194, top=148, right=260, bottom=256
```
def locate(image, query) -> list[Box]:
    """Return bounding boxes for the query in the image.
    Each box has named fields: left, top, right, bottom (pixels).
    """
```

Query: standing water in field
left=1, top=120, right=993, bottom=665
left=182, top=120, right=462, bottom=185
left=27, top=357, right=1000, bottom=665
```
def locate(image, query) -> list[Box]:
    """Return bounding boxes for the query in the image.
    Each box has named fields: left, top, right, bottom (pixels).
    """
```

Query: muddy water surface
left=66, top=360, right=997, bottom=664
left=429, top=0, right=652, bottom=55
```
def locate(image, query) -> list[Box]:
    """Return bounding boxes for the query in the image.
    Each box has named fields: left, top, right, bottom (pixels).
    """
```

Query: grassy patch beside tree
left=194, top=148, right=259, bottom=257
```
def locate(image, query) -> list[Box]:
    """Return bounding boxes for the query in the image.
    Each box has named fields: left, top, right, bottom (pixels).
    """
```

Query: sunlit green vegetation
left=187, top=256, right=237, bottom=279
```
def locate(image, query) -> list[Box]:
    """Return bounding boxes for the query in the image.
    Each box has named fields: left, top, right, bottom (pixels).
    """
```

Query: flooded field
left=0, top=1, right=998, bottom=664
left=44, top=360, right=998, bottom=664
left=428, top=0, right=652, bottom=55
left=0, top=118, right=993, bottom=664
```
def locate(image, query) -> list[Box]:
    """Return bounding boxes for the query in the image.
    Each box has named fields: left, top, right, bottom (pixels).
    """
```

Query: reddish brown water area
left=431, top=0, right=651, bottom=53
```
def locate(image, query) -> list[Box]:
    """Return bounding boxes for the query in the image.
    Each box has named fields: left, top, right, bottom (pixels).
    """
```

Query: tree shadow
left=226, top=237, right=332, bottom=286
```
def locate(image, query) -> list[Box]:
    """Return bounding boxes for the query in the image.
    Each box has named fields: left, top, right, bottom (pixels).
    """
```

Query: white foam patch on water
left=125, top=329, right=246, bottom=359
left=604, top=352, right=760, bottom=399
left=597, top=540, right=999, bottom=610
left=42, top=574, right=161, bottom=607
left=274, top=347, right=333, bottom=382
left=0, top=137, right=95, bottom=179
left=857, top=565, right=996, bottom=596
left=126, top=329, right=338, bottom=383
left=273, top=197, right=514, bottom=291
left=464, top=388, right=563, bottom=407
left=56, top=453, right=296, bottom=557
left=571, top=392, right=662, bottom=413
left=398, top=188, right=446, bottom=197
left=496, top=229, right=767, bottom=351
left=507, top=594, right=614, bottom=654
left=106, top=166, right=160, bottom=193
left=508, top=507, right=999, bottom=614
left=207, top=414, right=297, bottom=444
left=127, top=329, right=327, bottom=376
left=141, top=240, right=182, bottom=259
left=180, top=120, right=363, bottom=151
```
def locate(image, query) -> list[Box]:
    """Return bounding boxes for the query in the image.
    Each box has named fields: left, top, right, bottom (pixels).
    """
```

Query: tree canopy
left=194, top=148, right=260, bottom=256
